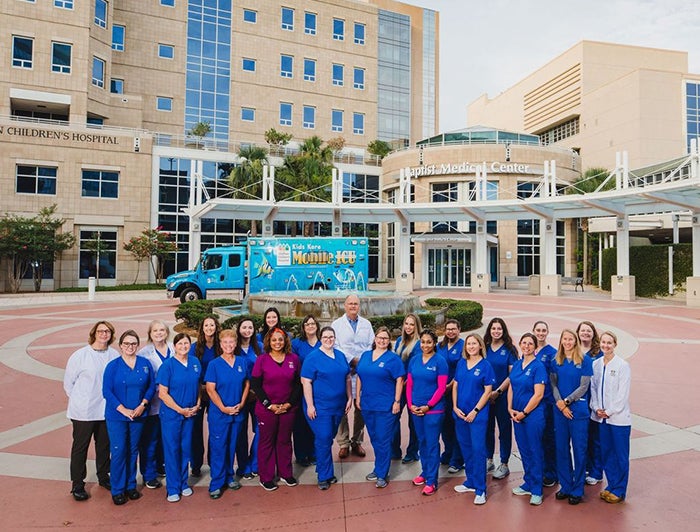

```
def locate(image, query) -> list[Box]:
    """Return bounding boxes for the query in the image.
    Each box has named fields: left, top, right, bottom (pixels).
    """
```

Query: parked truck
left=166, top=237, right=369, bottom=303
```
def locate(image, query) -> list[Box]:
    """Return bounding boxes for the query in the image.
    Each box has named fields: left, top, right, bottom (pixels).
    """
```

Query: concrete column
left=395, top=222, right=413, bottom=292
left=611, top=216, right=635, bottom=301
left=686, top=213, right=700, bottom=307
left=188, top=159, right=203, bottom=268
left=539, top=219, right=560, bottom=296
left=331, top=168, right=342, bottom=206
left=471, top=221, right=490, bottom=293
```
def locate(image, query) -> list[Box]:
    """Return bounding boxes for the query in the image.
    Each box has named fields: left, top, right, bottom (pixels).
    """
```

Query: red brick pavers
left=0, top=290, right=698, bottom=531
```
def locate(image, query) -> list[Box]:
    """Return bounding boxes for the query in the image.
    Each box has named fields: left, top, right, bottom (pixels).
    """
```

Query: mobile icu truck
left=166, top=237, right=369, bottom=302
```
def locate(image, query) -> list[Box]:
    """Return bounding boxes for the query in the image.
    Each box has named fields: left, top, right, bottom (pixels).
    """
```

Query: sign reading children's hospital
left=406, top=161, right=539, bottom=177
left=0, top=125, right=119, bottom=145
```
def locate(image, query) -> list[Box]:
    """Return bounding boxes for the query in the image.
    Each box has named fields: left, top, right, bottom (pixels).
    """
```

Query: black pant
left=70, top=419, right=110, bottom=488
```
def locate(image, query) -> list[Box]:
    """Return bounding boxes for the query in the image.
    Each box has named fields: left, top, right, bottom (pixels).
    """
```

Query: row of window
left=277, top=104, right=364, bottom=134
left=16, top=165, right=119, bottom=199
left=274, top=55, right=365, bottom=88
left=112, top=26, right=175, bottom=59
left=243, top=7, right=365, bottom=44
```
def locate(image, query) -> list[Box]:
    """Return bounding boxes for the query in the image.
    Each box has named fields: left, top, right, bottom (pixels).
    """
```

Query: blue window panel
left=51, top=42, right=72, bottom=73
left=303, top=106, right=315, bottom=129
left=110, top=78, right=124, bottom=94
left=112, top=25, right=125, bottom=51
left=94, top=0, right=107, bottom=28
left=280, top=54, right=293, bottom=78
left=12, top=36, right=33, bottom=68
left=332, top=63, right=344, bottom=86
left=16, top=165, right=57, bottom=195
left=81, top=170, right=119, bottom=199
left=243, top=9, right=257, bottom=23
left=241, top=107, right=255, bottom=122
left=688, top=83, right=697, bottom=96
left=354, top=22, right=365, bottom=45
left=332, top=109, right=343, bottom=132
left=159, top=44, right=175, bottom=59
left=242, top=58, right=256, bottom=72
left=333, top=18, right=344, bottom=40
left=54, top=1, right=74, bottom=8
left=305, top=12, right=317, bottom=35
left=160, top=0, right=175, bottom=6
left=353, top=67, right=365, bottom=89
left=303, top=58, right=316, bottom=82
left=353, top=112, right=364, bottom=134
left=280, top=102, right=292, bottom=126
left=92, top=57, right=105, bottom=88
left=281, top=7, right=294, bottom=30
left=157, top=97, right=173, bottom=111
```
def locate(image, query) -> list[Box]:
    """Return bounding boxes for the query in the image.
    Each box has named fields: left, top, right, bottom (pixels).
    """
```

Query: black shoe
left=98, top=479, right=111, bottom=491
left=112, top=493, right=128, bottom=505
left=145, top=479, right=162, bottom=489
left=568, top=495, right=583, bottom=505
left=543, top=478, right=557, bottom=487
left=555, top=490, right=570, bottom=500
left=127, top=489, right=141, bottom=500
left=71, top=486, right=89, bottom=501
left=328, top=476, right=338, bottom=484
left=401, top=455, right=418, bottom=464
left=260, top=480, right=278, bottom=491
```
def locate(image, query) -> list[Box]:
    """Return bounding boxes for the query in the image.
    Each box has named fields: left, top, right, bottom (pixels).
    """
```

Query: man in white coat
left=332, top=294, right=374, bottom=458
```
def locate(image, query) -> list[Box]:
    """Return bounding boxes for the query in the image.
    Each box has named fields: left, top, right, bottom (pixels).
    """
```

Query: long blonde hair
left=555, top=329, right=584, bottom=366
left=396, top=313, right=422, bottom=363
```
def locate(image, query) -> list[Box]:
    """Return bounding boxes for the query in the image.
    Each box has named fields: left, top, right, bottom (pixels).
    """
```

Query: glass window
left=243, top=8, right=256, bottom=23
left=241, top=107, right=255, bottom=122
left=242, top=58, right=256, bottom=72
left=281, top=7, right=294, bottom=31
left=94, top=0, right=107, bottom=29
left=303, top=58, right=316, bottom=82
left=305, top=12, right=316, bottom=35
left=51, top=42, right=71, bottom=73
left=54, top=0, right=74, bottom=9
left=280, top=54, right=293, bottom=78
left=112, top=25, right=125, bottom=51
left=110, top=78, right=124, bottom=94
left=279, top=102, right=292, bottom=126
left=87, top=116, right=104, bottom=126
left=303, top=105, right=315, bottom=129
left=79, top=229, right=117, bottom=280
left=160, top=0, right=175, bottom=6
left=157, top=96, right=173, bottom=111
left=12, top=36, right=33, bottom=69
left=158, top=44, right=174, bottom=59
left=81, top=170, right=119, bottom=198
left=354, top=22, right=365, bottom=45
left=353, top=112, right=364, bottom=135
left=332, top=109, right=343, bottom=132
left=333, top=18, right=345, bottom=40
left=353, top=67, right=365, bottom=89
left=431, top=183, right=458, bottom=232
left=91, top=56, right=105, bottom=88
left=332, top=63, right=344, bottom=86
left=16, top=165, right=57, bottom=195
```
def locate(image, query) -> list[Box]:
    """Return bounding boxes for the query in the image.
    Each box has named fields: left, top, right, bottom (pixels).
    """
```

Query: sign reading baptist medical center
left=0, top=125, right=119, bottom=144
left=406, top=161, right=540, bottom=177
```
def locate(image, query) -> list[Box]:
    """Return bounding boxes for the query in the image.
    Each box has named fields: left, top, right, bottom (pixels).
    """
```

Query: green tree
left=83, top=232, right=110, bottom=287
left=187, top=121, right=212, bottom=148
left=123, top=227, right=179, bottom=283
left=264, top=128, right=292, bottom=155
left=367, top=139, right=392, bottom=160
left=226, top=146, right=269, bottom=236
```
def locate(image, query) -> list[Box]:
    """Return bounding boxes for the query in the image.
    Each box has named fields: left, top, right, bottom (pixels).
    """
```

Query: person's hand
left=596, top=408, right=608, bottom=419
left=344, top=398, right=353, bottom=414
left=454, top=407, right=466, bottom=420
left=391, top=401, right=400, bottom=415
left=355, top=398, right=361, bottom=411
left=509, top=409, right=520, bottom=423
left=306, top=404, right=317, bottom=420
left=562, top=406, right=574, bottom=420
left=465, top=409, right=477, bottom=423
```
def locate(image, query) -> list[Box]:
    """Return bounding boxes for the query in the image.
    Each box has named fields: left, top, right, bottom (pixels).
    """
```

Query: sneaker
left=376, top=478, right=388, bottom=489
left=209, top=489, right=222, bottom=499
left=454, top=484, right=476, bottom=493
left=585, top=476, right=601, bottom=485
left=447, top=465, right=464, bottom=474
left=182, top=487, right=193, bottom=497
left=492, top=463, right=510, bottom=479
left=127, top=489, right=141, bottom=500
left=365, top=472, right=378, bottom=482
left=328, top=476, right=338, bottom=484
left=412, top=475, right=426, bottom=486
left=543, top=478, right=557, bottom=487
left=421, top=484, right=437, bottom=496
left=318, top=480, right=330, bottom=490
left=474, top=493, right=487, bottom=505
left=145, top=479, right=162, bottom=489
left=242, top=473, right=254, bottom=480
left=228, top=479, right=241, bottom=490
left=71, top=485, right=89, bottom=501
left=281, top=477, right=298, bottom=487
left=167, top=494, right=181, bottom=503
left=402, top=455, right=418, bottom=464
left=486, top=459, right=495, bottom=473
left=512, top=486, right=531, bottom=496
left=251, top=471, right=259, bottom=478
left=530, top=494, right=543, bottom=506
left=260, top=480, right=278, bottom=491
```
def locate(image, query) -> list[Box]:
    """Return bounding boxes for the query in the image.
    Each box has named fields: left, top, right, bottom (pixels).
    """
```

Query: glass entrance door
left=426, top=248, right=471, bottom=288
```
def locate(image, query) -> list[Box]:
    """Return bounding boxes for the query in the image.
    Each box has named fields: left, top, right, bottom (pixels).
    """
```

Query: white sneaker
left=486, top=459, right=495, bottom=473
left=474, top=493, right=487, bottom=505
left=492, top=463, right=510, bottom=479
left=512, top=486, right=531, bottom=496
left=454, top=484, right=476, bottom=493
left=585, top=476, right=601, bottom=485
left=167, top=494, right=180, bottom=503
left=182, top=487, right=193, bottom=497
left=530, top=494, right=543, bottom=505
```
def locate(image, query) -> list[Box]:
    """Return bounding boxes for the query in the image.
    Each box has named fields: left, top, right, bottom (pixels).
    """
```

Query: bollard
left=88, top=277, right=96, bottom=301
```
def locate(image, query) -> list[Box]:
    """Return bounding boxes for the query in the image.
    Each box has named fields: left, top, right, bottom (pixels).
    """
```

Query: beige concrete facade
left=468, top=41, right=700, bottom=170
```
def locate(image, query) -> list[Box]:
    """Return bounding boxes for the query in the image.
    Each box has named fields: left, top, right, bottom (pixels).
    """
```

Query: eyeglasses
left=321, top=336, right=335, bottom=340
left=96, top=329, right=111, bottom=335
left=121, top=342, right=139, bottom=347
left=375, top=336, right=390, bottom=341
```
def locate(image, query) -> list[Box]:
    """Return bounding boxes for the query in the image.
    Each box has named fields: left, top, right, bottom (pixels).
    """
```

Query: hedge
left=424, top=298, right=483, bottom=331
left=174, top=299, right=240, bottom=328
left=601, top=243, right=691, bottom=297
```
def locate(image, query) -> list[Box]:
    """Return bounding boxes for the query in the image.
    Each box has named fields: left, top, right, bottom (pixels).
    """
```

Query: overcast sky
left=418, top=0, right=700, bottom=132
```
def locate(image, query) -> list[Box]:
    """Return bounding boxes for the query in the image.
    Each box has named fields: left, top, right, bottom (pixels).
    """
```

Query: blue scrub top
left=509, top=358, right=547, bottom=413
left=394, top=338, right=422, bottom=369
left=190, top=341, right=217, bottom=383
left=550, top=355, right=593, bottom=418
left=356, top=349, right=405, bottom=412
left=536, top=344, right=557, bottom=404
left=407, top=353, right=448, bottom=410
left=292, top=337, right=322, bottom=364
left=453, top=357, right=495, bottom=415
left=204, top=355, right=250, bottom=424
left=486, top=344, right=518, bottom=386
left=157, top=356, right=201, bottom=421
left=437, top=338, right=465, bottom=381
left=300, top=348, right=350, bottom=414
left=103, top=355, right=156, bottom=421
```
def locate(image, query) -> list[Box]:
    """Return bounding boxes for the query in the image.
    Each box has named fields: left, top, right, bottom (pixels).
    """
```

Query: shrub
left=424, top=298, right=483, bottom=330
left=175, top=299, right=240, bottom=328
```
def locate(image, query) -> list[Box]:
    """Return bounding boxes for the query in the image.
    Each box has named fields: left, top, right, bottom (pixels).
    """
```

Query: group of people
left=63, top=295, right=631, bottom=508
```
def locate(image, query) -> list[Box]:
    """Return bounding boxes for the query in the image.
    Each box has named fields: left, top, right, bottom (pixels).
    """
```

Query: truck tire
left=180, top=287, right=201, bottom=303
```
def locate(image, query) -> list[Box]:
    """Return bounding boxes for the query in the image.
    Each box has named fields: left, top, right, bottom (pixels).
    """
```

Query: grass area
left=55, top=283, right=165, bottom=293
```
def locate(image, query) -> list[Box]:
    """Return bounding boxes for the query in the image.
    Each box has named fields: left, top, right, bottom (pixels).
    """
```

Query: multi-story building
left=1, top=0, right=439, bottom=290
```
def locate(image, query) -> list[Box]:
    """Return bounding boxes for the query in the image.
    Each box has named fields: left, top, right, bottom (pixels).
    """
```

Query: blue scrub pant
left=364, top=410, right=399, bottom=479
left=235, top=407, right=259, bottom=475
left=441, top=394, right=464, bottom=467
left=208, top=416, right=244, bottom=492
left=306, top=409, right=343, bottom=482
left=413, top=412, right=444, bottom=487
left=587, top=419, right=603, bottom=479
left=161, top=416, right=194, bottom=496
left=542, top=403, right=557, bottom=482
left=392, top=394, right=419, bottom=460
left=600, top=422, right=630, bottom=499
left=454, top=414, right=488, bottom=496
left=554, top=412, right=589, bottom=497
left=487, top=394, right=512, bottom=464
left=139, top=415, right=163, bottom=483
left=106, top=419, right=144, bottom=496
left=293, top=407, right=316, bottom=463
left=513, top=410, right=544, bottom=496
left=190, top=402, right=209, bottom=472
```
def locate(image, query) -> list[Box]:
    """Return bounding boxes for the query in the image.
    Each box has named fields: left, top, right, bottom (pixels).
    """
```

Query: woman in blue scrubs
left=158, top=333, right=201, bottom=503
left=103, top=330, right=156, bottom=505
left=407, top=330, right=448, bottom=496
left=437, top=319, right=465, bottom=473
left=452, top=333, right=494, bottom=505
left=300, top=326, right=351, bottom=490
left=392, top=314, right=422, bottom=463
left=234, top=318, right=261, bottom=479
left=356, top=326, right=404, bottom=488
left=577, top=320, right=604, bottom=486
left=550, top=329, right=592, bottom=505
left=508, top=332, right=547, bottom=506
left=292, top=315, right=321, bottom=467
left=533, top=320, right=558, bottom=487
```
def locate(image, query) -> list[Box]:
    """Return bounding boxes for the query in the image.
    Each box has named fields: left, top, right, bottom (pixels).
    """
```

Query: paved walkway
left=0, top=289, right=698, bottom=530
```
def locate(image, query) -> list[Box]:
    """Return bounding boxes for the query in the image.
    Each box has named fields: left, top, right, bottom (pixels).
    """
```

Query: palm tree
left=226, top=146, right=268, bottom=236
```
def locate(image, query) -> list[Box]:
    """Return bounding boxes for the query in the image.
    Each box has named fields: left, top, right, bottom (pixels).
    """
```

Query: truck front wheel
left=180, top=287, right=201, bottom=303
